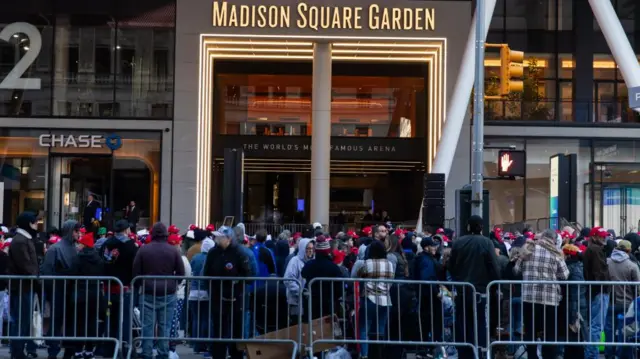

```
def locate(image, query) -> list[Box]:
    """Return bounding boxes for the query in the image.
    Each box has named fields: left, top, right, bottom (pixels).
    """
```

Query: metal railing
left=306, top=277, right=480, bottom=358
left=485, top=99, right=640, bottom=123
left=0, top=276, right=123, bottom=359
left=127, top=276, right=301, bottom=359
left=8, top=275, right=640, bottom=358
left=487, top=280, right=640, bottom=358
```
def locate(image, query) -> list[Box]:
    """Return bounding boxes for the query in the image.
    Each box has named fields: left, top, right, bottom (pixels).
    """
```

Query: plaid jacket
left=515, top=245, right=570, bottom=306
left=357, top=258, right=395, bottom=306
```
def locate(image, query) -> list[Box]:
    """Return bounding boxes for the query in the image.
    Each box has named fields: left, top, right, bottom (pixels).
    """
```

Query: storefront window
left=524, top=139, right=591, bottom=224
left=215, top=61, right=427, bottom=138
left=0, top=129, right=47, bottom=225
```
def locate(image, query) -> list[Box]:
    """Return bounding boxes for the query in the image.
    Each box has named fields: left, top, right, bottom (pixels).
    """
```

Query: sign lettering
left=212, top=1, right=436, bottom=31
left=630, top=86, right=640, bottom=109
left=39, top=134, right=123, bottom=150
left=0, top=23, right=42, bottom=90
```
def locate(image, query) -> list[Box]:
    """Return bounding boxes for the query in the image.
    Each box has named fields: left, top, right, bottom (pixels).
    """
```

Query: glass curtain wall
left=0, top=0, right=175, bottom=118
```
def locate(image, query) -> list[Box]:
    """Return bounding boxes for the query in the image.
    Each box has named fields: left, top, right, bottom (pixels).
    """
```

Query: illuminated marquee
left=212, top=1, right=436, bottom=31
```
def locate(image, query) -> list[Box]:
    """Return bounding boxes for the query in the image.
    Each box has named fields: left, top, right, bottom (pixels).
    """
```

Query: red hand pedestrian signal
left=500, top=153, right=513, bottom=173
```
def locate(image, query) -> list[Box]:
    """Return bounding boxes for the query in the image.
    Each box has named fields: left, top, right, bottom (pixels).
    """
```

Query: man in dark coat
left=7, top=212, right=40, bottom=359
left=83, top=194, right=100, bottom=230
left=124, top=200, right=140, bottom=232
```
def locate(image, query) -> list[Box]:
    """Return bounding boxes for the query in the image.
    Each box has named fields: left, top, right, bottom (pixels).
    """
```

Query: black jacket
left=301, top=253, right=345, bottom=320
left=203, top=242, right=255, bottom=302
left=583, top=240, right=610, bottom=298
left=8, top=229, right=40, bottom=294
left=73, top=247, right=105, bottom=302
left=83, top=201, right=100, bottom=227
left=448, top=234, right=501, bottom=293
left=126, top=206, right=140, bottom=225
left=101, top=234, right=138, bottom=288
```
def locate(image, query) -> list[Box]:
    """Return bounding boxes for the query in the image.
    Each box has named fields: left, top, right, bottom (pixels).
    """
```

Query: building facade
left=480, top=0, right=640, bottom=235
left=4, top=0, right=638, bottom=232
left=0, top=0, right=174, bottom=229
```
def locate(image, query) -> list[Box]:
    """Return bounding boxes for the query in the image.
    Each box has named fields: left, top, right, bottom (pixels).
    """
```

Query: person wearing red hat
left=166, top=233, right=192, bottom=356
left=583, top=226, right=611, bottom=359
left=66, top=231, right=105, bottom=359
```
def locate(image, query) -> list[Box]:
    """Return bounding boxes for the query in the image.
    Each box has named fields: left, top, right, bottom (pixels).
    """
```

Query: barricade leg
left=9, top=291, right=33, bottom=359
left=585, top=293, right=610, bottom=359
left=604, top=303, right=626, bottom=358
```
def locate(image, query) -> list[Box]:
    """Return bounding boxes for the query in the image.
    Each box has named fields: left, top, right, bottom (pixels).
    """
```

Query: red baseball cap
left=346, top=230, right=359, bottom=239
left=168, top=234, right=182, bottom=246
left=168, top=225, right=180, bottom=234
left=589, top=227, right=609, bottom=238
left=362, top=226, right=373, bottom=236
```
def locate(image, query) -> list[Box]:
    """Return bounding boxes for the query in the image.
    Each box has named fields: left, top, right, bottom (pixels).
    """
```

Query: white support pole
left=310, top=42, right=332, bottom=225
left=432, top=0, right=498, bottom=180
left=589, top=0, right=640, bottom=110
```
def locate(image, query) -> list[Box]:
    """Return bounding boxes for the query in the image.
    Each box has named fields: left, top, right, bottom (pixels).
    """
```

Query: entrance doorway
left=49, top=156, right=112, bottom=230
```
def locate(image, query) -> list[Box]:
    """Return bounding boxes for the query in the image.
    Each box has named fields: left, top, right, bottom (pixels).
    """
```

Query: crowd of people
left=2, top=211, right=640, bottom=358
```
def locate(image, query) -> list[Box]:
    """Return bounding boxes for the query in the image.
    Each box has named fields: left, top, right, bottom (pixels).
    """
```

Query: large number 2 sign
left=0, top=22, right=42, bottom=90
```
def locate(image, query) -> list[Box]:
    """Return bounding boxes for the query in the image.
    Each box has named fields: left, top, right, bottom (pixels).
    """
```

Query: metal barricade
left=127, top=276, right=301, bottom=359
left=306, top=278, right=480, bottom=358
left=487, top=280, right=640, bottom=358
left=0, top=275, right=124, bottom=359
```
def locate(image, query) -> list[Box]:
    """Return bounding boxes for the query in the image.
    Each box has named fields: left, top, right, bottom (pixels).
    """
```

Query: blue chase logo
left=105, top=134, right=123, bottom=151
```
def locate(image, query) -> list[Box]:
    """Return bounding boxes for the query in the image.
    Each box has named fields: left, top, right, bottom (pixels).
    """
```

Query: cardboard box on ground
left=238, top=316, right=339, bottom=359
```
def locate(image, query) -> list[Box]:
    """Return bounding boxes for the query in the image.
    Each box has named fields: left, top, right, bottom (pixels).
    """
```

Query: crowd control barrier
left=127, top=276, right=301, bottom=359
left=306, top=277, right=481, bottom=359
left=487, top=280, right=640, bottom=359
left=0, top=275, right=124, bottom=359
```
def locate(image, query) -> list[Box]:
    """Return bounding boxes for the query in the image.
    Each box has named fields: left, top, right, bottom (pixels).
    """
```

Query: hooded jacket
left=607, top=249, right=640, bottom=306
left=274, top=240, right=291, bottom=277
left=40, top=220, right=80, bottom=277
left=74, top=246, right=105, bottom=301
left=8, top=212, right=40, bottom=293
left=283, top=237, right=314, bottom=308
left=132, top=223, right=185, bottom=296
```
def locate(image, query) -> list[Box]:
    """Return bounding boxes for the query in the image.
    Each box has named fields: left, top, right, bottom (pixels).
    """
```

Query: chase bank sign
left=38, top=134, right=123, bottom=151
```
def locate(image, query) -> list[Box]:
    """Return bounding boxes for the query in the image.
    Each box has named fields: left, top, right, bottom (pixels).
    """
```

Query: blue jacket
left=190, top=252, right=208, bottom=292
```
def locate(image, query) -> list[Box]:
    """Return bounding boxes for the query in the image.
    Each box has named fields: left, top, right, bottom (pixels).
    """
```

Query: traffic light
left=500, top=45, right=524, bottom=96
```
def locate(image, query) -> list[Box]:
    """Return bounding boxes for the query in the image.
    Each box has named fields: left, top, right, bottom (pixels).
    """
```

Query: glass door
left=594, top=81, right=618, bottom=122
left=49, top=156, right=112, bottom=230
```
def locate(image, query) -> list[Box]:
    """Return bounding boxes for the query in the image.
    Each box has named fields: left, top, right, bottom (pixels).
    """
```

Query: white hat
left=186, top=230, right=195, bottom=239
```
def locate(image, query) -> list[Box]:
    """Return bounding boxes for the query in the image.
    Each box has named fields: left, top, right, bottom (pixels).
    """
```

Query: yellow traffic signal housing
left=500, top=46, right=524, bottom=95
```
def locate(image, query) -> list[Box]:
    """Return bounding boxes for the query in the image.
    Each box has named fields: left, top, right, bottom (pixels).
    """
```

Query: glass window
left=506, top=0, right=556, bottom=30
left=215, top=61, right=427, bottom=138
left=484, top=138, right=525, bottom=225
left=0, top=129, right=48, bottom=226
left=0, top=2, right=54, bottom=117
left=53, top=1, right=116, bottom=117
left=558, top=0, right=573, bottom=30
left=115, top=0, right=175, bottom=118
left=524, top=139, right=590, bottom=224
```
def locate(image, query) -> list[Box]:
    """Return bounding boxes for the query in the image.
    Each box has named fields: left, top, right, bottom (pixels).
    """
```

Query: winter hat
left=580, top=227, right=591, bottom=238
left=168, top=234, right=182, bottom=246
left=511, top=236, right=527, bottom=248
left=78, top=232, right=95, bottom=248
left=97, top=227, right=107, bottom=236
left=193, top=229, right=208, bottom=242
left=420, top=237, right=437, bottom=249
left=151, top=222, right=168, bottom=241
left=201, top=238, right=215, bottom=253
left=16, top=212, right=36, bottom=231
left=332, top=249, right=346, bottom=265
left=315, top=235, right=331, bottom=254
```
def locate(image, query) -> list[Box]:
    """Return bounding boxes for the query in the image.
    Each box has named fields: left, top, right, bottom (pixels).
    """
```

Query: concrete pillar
left=310, top=42, right=332, bottom=225
left=574, top=1, right=594, bottom=122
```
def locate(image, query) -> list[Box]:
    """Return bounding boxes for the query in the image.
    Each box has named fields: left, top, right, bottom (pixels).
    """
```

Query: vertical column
left=53, top=15, right=70, bottom=116
left=310, top=42, right=332, bottom=225
left=573, top=1, right=594, bottom=122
